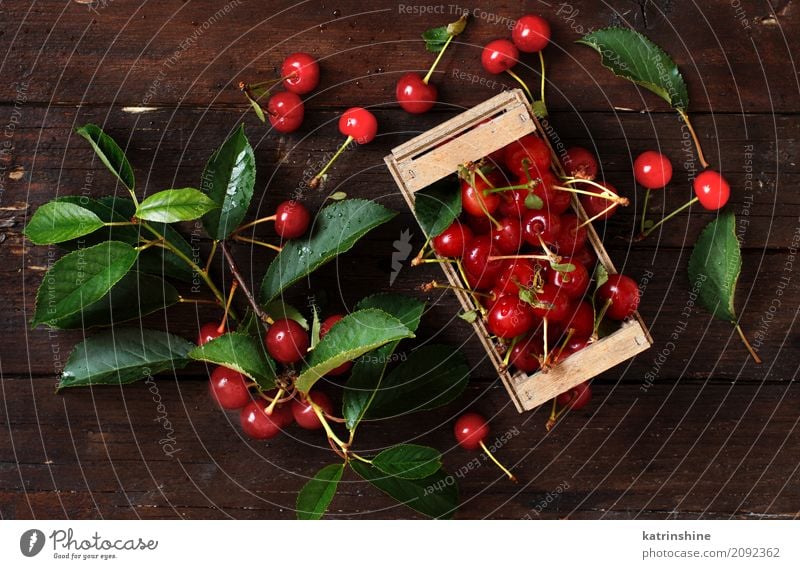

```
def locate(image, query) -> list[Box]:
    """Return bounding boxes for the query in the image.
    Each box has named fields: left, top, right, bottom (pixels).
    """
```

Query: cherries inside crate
left=385, top=89, right=653, bottom=412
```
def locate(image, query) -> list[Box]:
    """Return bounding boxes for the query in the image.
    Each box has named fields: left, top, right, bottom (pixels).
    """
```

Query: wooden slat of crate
left=385, top=89, right=653, bottom=412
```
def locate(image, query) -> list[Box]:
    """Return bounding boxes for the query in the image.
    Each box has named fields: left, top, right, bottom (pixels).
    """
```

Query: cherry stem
left=735, top=323, right=762, bottom=364
left=265, top=388, right=285, bottom=415
left=537, top=234, right=562, bottom=264
left=232, top=234, right=282, bottom=252
left=543, top=317, right=550, bottom=368
left=489, top=254, right=552, bottom=262
left=456, top=260, right=488, bottom=316
left=411, top=237, right=431, bottom=267
left=552, top=184, right=629, bottom=205
left=177, top=297, right=219, bottom=306
left=420, top=280, right=492, bottom=298
left=423, top=33, right=455, bottom=84
left=135, top=239, right=163, bottom=252
left=468, top=170, right=501, bottom=229
left=502, top=336, right=519, bottom=368
left=678, top=109, right=709, bottom=169
left=204, top=241, right=218, bottom=274
left=640, top=189, right=652, bottom=235
left=220, top=241, right=274, bottom=326
left=555, top=328, right=576, bottom=363
left=592, top=298, right=613, bottom=341
left=538, top=51, right=547, bottom=109
left=309, top=394, right=350, bottom=452
left=233, top=214, right=277, bottom=236
left=576, top=202, right=620, bottom=229
left=505, top=68, right=534, bottom=102
left=216, top=280, right=239, bottom=334
left=639, top=197, right=699, bottom=239
left=104, top=221, right=136, bottom=227
left=310, top=136, right=354, bottom=189
left=485, top=182, right=535, bottom=194
left=414, top=257, right=455, bottom=265
left=479, top=440, right=517, bottom=482
left=546, top=398, right=558, bottom=431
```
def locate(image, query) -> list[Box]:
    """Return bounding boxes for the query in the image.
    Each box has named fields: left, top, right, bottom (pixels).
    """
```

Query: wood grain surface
left=0, top=0, right=798, bottom=520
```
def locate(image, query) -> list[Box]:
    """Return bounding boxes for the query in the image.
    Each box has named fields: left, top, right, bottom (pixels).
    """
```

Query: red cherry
left=454, top=412, right=490, bottom=450
left=466, top=214, right=493, bottom=235
left=530, top=172, right=571, bottom=216
left=319, top=315, right=352, bottom=376
left=510, top=335, right=543, bottom=373
left=432, top=221, right=473, bottom=258
left=597, top=274, right=640, bottom=320
left=463, top=235, right=504, bottom=289
left=522, top=210, right=562, bottom=247
left=209, top=366, right=251, bottom=410
left=281, top=52, right=320, bottom=95
left=498, top=188, right=529, bottom=218
left=461, top=171, right=502, bottom=217
left=530, top=283, right=570, bottom=323
left=240, top=400, right=293, bottom=439
left=339, top=107, right=378, bottom=144
left=504, top=135, right=551, bottom=178
left=267, top=91, right=304, bottom=133
left=274, top=200, right=310, bottom=239
left=481, top=39, right=519, bottom=74
left=495, top=259, right=540, bottom=296
left=634, top=150, right=673, bottom=189
left=488, top=295, right=535, bottom=339
left=512, top=14, right=551, bottom=53
left=265, top=318, right=309, bottom=364
left=555, top=213, right=588, bottom=255
left=491, top=217, right=523, bottom=254
left=564, top=147, right=599, bottom=180
left=693, top=169, right=730, bottom=210
left=570, top=246, right=596, bottom=270
left=396, top=72, right=437, bottom=114
left=562, top=301, right=594, bottom=340
left=548, top=262, right=590, bottom=300
left=197, top=322, right=223, bottom=346
left=291, top=392, right=333, bottom=430
left=556, top=382, right=592, bottom=410
left=579, top=181, right=620, bottom=221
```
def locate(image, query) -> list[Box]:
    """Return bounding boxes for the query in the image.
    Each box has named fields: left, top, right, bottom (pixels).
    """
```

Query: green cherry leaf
left=188, top=332, right=277, bottom=390
left=263, top=300, right=308, bottom=330
left=135, top=188, right=219, bottom=223
left=594, top=263, right=609, bottom=289
left=328, top=191, right=347, bottom=201
left=365, top=344, right=469, bottom=419
left=342, top=294, right=425, bottom=430
left=259, top=199, right=396, bottom=304
left=243, top=91, right=267, bottom=123
left=577, top=27, right=689, bottom=111
left=372, top=444, right=442, bottom=480
left=350, top=462, right=458, bottom=519
left=24, top=201, right=105, bottom=245
left=458, top=310, right=478, bottom=323
left=524, top=192, right=544, bottom=210
left=422, top=14, right=468, bottom=53
left=688, top=211, right=741, bottom=323
left=414, top=175, right=461, bottom=238
left=47, top=272, right=179, bottom=329
left=550, top=262, right=576, bottom=273
left=75, top=124, right=136, bottom=190
left=296, top=309, right=414, bottom=393
left=32, top=241, right=138, bottom=328
left=201, top=125, right=256, bottom=240
left=59, top=328, right=194, bottom=389
left=296, top=463, right=345, bottom=520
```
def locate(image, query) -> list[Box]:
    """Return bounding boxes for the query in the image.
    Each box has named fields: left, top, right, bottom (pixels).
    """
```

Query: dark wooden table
left=1, top=0, right=798, bottom=520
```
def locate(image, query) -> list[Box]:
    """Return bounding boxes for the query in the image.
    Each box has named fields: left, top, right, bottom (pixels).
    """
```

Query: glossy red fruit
left=512, top=14, right=551, bottom=53
left=481, top=39, right=519, bottom=74
left=548, top=262, right=590, bottom=300
left=339, top=107, right=378, bottom=144
left=209, top=366, right=251, bottom=410
left=504, top=135, right=551, bottom=178
left=396, top=72, right=437, bottom=114
left=197, top=322, right=223, bottom=346
left=510, top=336, right=543, bottom=373
left=530, top=172, right=571, bottom=216
left=556, top=381, right=592, bottom=410
left=463, top=235, right=505, bottom=289
left=291, top=392, right=333, bottom=430
left=579, top=181, right=620, bottom=221
left=319, top=315, right=352, bottom=376
left=634, top=150, right=673, bottom=189
left=693, top=169, right=730, bottom=210
left=491, top=217, right=523, bottom=254
left=522, top=210, right=562, bottom=247
left=561, top=301, right=594, bottom=340
left=495, top=259, right=540, bottom=296
left=530, top=283, right=570, bottom=323
left=498, top=188, right=529, bottom=218
left=281, top=52, right=320, bottom=95
left=570, top=247, right=596, bottom=270
left=552, top=338, right=589, bottom=365
left=597, top=274, right=640, bottom=320
left=555, top=213, right=588, bottom=255
left=461, top=171, right=502, bottom=217
left=240, top=400, right=293, bottom=439
left=466, top=214, right=493, bottom=235
left=265, top=318, right=309, bottom=364
left=564, top=147, right=599, bottom=180
left=274, top=200, right=310, bottom=239
left=487, top=295, right=535, bottom=339
left=433, top=221, right=473, bottom=258
left=454, top=412, right=490, bottom=450
left=267, top=91, right=305, bottom=133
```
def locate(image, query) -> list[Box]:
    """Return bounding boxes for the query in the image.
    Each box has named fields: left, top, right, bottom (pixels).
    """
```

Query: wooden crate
left=385, top=89, right=653, bottom=412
